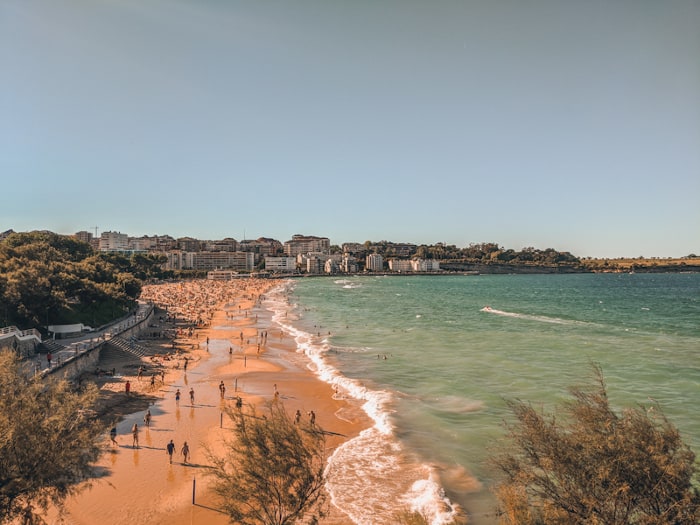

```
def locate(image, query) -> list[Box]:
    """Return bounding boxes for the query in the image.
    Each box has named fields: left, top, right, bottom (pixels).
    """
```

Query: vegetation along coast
left=1, top=230, right=698, bottom=524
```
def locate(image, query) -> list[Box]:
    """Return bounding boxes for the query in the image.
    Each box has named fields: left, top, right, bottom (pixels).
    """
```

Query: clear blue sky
left=2, top=1, right=698, bottom=258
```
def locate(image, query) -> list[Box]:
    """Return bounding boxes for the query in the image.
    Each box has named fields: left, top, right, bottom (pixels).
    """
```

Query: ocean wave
left=334, top=279, right=362, bottom=289
left=327, top=429, right=462, bottom=525
left=265, top=282, right=461, bottom=524
left=480, top=306, right=588, bottom=326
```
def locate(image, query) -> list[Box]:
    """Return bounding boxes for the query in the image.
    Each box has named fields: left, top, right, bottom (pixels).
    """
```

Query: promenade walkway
left=29, top=301, right=154, bottom=376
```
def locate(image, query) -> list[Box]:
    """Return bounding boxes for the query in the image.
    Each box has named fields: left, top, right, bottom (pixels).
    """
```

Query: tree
left=207, top=400, right=328, bottom=525
left=0, top=350, right=105, bottom=524
left=0, top=231, right=141, bottom=329
left=491, top=364, right=700, bottom=524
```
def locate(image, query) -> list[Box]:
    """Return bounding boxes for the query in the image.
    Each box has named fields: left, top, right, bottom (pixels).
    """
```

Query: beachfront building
left=306, top=254, right=324, bottom=274
left=264, top=256, right=297, bottom=273
left=324, top=258, right=340, bottom=274
left=341, top=255, right=359, bottom=273
left=388, top=259, right=412, bottom=272
left=163, top=251, right=254, bottom=271
left=99, top=231, right=129, bottom=252
left=284, top=234, right=330, bottom=257
left=366, top=253, right=384, bottom=272
left=412, top=258, right=441, bottom=272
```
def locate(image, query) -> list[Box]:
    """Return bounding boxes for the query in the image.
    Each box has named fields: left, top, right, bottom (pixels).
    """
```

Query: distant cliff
left=439, top=262, right=587, bottom=274
left=440, top=260, right=700, bottom=274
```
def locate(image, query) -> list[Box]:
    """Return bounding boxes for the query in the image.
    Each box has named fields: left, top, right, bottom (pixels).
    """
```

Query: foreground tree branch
left=491, top=364, right=700, bottom=524
left=0, top=350, right=105, bottom=524
left=206, top=400, right=328, bottom=525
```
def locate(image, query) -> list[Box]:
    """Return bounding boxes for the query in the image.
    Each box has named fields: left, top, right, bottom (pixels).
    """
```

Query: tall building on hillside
left=74, top=230, right=93, bottom=244
left=178, top=237, right=202, bottom=252
left=283, top=234, right=330, bottom=257
left=99, top=231, right=129, bottom=251
left=240, top=237, right=283, bottom=257
left=342, top=243, right=366, bottom=255
left=204, top=238, right=238, bottom=252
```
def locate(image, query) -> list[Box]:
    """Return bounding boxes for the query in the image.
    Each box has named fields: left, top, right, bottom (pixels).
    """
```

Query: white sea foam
left=265, top=281, right=460, bottom=524
left=334, top=279, right=362, bottom=289
left=402, top=471, right=462, bottom=525
left=480, top=306, right=589, bottom=326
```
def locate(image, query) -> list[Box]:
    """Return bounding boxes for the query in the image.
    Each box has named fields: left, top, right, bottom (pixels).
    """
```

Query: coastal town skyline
left=2, top=1, right=699, bottom=259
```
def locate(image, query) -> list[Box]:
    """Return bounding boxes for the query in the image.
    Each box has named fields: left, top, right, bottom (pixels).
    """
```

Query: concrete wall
left=0, top=335, right=40, bottom=358
left=45, top=306, right=155, bottom=382
left=45, top=346, right=102, bottom=382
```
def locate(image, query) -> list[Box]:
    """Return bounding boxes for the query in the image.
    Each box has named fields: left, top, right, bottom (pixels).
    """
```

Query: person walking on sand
left=189, top=388, right=195, bottom=404
left=219, top=381, right=226, bottom=399
left=308, top=410, right=316, bottom=426
left=181, top=441, right=190, bottom=463
left=132, top=423, right=139, bottom=448
left=144, top=409, right=151, bottom=427
left=125, top=380, right=131, bottom=395
left=294, top=410, right=302, bottom=425
left=110, top=426, right=118, bottom=446
left=175, top=388, right=181, bottom=404
left=166, top=439, right=175, bottom=463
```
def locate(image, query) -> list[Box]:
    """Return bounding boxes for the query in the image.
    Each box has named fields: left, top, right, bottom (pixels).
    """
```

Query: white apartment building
left=412, top=258, right=441, bottom=272
left=388, top=259, right=413, bottom=272
left=163, top=251, right=254, bottom=271
left=99, top=231, right=129, bottom=251
left=366, top=253, right=384, bottom=271
left=264, top=256, right=297, bottom=273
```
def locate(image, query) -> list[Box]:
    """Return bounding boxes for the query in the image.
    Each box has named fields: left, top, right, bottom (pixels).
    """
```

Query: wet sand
left=51, top=279, right=371, bottom=525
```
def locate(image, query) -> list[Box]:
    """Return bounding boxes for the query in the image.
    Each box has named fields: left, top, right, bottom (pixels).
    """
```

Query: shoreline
left=52, top=279, right=371, bottom=525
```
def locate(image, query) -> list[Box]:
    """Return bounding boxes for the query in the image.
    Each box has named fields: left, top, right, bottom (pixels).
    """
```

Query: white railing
left=0, top=326, right=42, bottom=341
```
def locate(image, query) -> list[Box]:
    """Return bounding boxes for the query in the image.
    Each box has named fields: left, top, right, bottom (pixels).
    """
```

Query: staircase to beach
left=106, top=335, right=152, bottom=359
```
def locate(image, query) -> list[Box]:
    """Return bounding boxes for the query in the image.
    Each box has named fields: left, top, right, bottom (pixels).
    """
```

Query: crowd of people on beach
left=107, top=278, right=281, bottom=464
left=139, top=279, right=272, bottom=325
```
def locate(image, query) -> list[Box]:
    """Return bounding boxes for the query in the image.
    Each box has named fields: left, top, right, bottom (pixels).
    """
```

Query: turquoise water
left=268, top=273, right=700, bottom=524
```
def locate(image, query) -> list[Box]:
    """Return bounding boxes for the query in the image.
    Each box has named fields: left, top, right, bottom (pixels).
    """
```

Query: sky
left=1, top=1, right=699, bottom=258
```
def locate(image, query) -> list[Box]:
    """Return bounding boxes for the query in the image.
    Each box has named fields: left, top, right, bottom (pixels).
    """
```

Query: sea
left=263, top=273, right=700, bottom=525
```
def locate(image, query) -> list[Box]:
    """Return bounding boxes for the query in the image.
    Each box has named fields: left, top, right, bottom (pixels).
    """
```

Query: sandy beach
left=50, top=279, right=370, bottom=525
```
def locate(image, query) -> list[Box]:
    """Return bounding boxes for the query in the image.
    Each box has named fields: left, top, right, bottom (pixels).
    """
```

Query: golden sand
left=50, top=279, right=370, bottom=525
